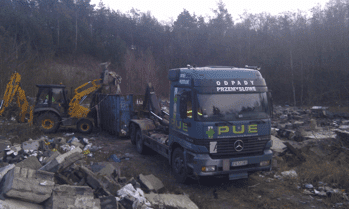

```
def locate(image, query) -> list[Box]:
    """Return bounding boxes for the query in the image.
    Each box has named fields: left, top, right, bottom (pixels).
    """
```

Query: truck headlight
left=260, top=160, right=271, bottom=167
left=201, top=166, right=216, bottom=172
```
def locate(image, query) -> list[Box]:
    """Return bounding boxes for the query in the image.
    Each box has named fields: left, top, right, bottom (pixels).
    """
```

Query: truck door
left=171, top=88, right=193, bottom=134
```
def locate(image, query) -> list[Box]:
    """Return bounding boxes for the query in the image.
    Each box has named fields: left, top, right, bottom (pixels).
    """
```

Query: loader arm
left=0, top=72, right=33, bottom=124
left=68, top=79, right=101, bottom=118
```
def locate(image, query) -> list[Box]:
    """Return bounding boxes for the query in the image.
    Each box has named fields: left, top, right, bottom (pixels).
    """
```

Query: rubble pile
left=0, top=133, right=199, bottom=209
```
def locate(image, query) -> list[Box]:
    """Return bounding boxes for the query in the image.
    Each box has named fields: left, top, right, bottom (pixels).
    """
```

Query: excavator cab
left=35, top=85, right=69, bottom=115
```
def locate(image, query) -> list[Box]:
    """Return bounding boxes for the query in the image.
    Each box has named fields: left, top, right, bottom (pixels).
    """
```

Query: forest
left=0, top=0, right=349, bottom=105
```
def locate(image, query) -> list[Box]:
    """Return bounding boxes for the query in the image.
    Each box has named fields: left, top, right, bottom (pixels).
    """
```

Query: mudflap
left=229, top=172, right=248, bottom=180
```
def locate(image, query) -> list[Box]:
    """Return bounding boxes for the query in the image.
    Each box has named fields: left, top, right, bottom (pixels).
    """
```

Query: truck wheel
left=172, top=148, right=188, bottom=183
left=130, top=123, right=136, bottom=145
left=136, top=128, right=146, bottom=154
left=77, top=119, right=93, bottom=134
left=37, top=112, right=60, bottom=133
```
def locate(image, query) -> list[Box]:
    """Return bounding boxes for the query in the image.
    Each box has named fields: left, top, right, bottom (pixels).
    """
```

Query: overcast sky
left=90, top=0, right=328, bottom=24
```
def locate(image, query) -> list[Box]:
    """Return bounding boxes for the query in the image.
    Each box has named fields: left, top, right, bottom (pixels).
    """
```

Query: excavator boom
left=0, top=72, right=33, bottom=125
left=68, top=79, right=101, bottom=118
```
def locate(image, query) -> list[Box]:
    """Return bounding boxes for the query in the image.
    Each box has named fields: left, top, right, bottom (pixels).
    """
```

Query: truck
left=96, top=65, right=274, bottom=183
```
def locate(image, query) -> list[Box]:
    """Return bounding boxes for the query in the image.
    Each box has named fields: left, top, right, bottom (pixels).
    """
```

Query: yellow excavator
left=0, top=72, right=33, bottom=125
left=1, top=64, right=121, bottom=134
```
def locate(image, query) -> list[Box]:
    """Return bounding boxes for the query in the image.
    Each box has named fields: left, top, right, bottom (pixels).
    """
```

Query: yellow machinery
left=0, top=72, right=33, bottom=125
left=68, top=79, right=101, bottom=118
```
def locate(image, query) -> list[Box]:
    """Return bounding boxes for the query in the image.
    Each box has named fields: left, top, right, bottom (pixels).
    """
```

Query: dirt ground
left=0, top=120, right=347, bottom=209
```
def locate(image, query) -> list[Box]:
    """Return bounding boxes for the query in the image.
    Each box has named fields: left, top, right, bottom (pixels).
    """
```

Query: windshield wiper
left=249, top=119, right=266, bottom=124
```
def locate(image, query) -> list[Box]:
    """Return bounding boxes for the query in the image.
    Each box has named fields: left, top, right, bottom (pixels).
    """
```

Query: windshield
left=196, top=93, right=269, bottom=121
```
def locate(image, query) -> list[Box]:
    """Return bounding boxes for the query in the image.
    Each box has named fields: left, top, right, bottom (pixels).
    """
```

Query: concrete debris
left=44, top=185, right=101, bottom=209
left=270, top=136, right=287, bottom=153
left=304, top=184, right=314, bottom=189
left=144, top=193, right=199, bottom=209
left=139, top=174, right=164, bottom=193
left=0, top=198, right=44, bottom=209
left=0, top=164, right=15, bottom=182
left=39, top=147, right=83, bottom=173
left=22, top=140, right=41, bottom=151
left=0, top=166, right=55, bottom=203
left=99, top=196, right=125, bottom=209
left=16, top=156, right=42, bottom=170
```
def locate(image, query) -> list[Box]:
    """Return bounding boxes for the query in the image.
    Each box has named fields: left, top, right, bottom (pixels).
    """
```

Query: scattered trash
left=108, top=154, right=121, bottom=162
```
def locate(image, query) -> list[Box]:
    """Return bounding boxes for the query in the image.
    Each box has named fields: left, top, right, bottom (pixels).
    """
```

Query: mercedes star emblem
left=234, top=140, right=244, bottom=152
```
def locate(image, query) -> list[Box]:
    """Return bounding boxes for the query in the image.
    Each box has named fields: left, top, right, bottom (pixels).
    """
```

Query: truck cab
left=130, top=66, right=273, bottom=182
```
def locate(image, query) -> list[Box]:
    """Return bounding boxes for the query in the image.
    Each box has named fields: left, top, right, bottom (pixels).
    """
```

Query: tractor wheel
left=37, top=112, right=60, bottom=133
left=77, top=119, right=93, bottom=134
left=130, top=123, right=136, bottom=145
left=172, top=148, right=188, bottom=183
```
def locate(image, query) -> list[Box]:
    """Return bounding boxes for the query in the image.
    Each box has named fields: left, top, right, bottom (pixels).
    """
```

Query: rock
left=310, top=119, right=317, bottom=130
left=0, top=166, right=55, bottom=203
left=44, top=185, right=100, bottom=209
left=145, top=193, right=199, bottom=209
left=16, top=156, right=42, bottom=170
left=0, top=164, right=15, bottom=182
left=281, top=169, right=298, bottom=178
left=39, top=147, right=82, bottom=172
left=22, top=140, right=41, bottom=151
left=0, top=198, right=44, bottom=209
left=314, top=189, right=327, bottom=197
left=302, top=190, right=313, bottom=195
left=71, top=141, right=84, bottom=149
left=304, top=184, right=313, bottom=189
left=139, top=174, right=164, bottom=193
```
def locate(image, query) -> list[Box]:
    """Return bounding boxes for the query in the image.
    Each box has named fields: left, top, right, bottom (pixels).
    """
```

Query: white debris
left=281, top=170, right=298, bottom=178
left=83, top=138, right=89, bottom=144
left=117, top=184, right=151, bottom=208
left=305, top=184, right=314, bottom=189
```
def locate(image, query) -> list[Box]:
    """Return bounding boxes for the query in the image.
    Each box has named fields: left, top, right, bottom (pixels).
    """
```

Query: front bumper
left=187, top=149, right=272, bottom=178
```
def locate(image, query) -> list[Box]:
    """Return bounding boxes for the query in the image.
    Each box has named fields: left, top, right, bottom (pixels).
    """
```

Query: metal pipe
left=150, top=111, right=163, bottom=121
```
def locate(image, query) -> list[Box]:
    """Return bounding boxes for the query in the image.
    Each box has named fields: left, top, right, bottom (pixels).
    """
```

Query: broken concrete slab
left=16, top=156, right=42, bottom=170
left=139, top=174, right=164, bottom=193
left=284, top=142, right=306, bottom=162
left=22, top=140, right=41, bottom=151
left=44, top=185, right=101, bottom=209
left=79, top=166, right=112, bottom=197
left=95, top=163, right=117, bottom=178
left=0, top=198, right=44, bottom=209
left=0, top=164, right=15, bottom=182
left=39, top=147, right=82, bottom=173
left=145, top=193, right=199, bottom=209
left=42, top=151, right=60, bottom=165
left=271, top=136, right=287, bottom=153
left=0, top=166, right=55, bottom=203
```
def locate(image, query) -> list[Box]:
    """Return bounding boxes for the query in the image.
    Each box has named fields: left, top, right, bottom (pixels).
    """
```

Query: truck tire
left=37, top=112, right=60, bottom=133
left=77, top=119, right=93, bottom=134
left=136, top=128, right=146, bottom=154
left=130, top=123, right=136, bottom=145
left=172, top=148, right=188, bottom=183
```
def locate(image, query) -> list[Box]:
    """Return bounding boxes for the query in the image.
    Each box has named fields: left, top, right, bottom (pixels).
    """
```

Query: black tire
left=136, top=128, right=146, bottom=154
left=130, top=123, right=136, bottom=145
left=172, top=148, right=188, bottom=183
left=77, top=119, right=93, bottom=134
left=37, top=112, right=60, bottom=133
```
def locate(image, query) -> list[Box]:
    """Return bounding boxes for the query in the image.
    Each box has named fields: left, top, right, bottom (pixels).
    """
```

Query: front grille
left=195, top=136, right=269, bottom=159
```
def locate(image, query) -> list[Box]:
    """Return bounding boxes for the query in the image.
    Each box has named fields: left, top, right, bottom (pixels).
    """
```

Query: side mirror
left=267, top=91, right=273, bottom=118
left=179, top=94, right=188, bottom=119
